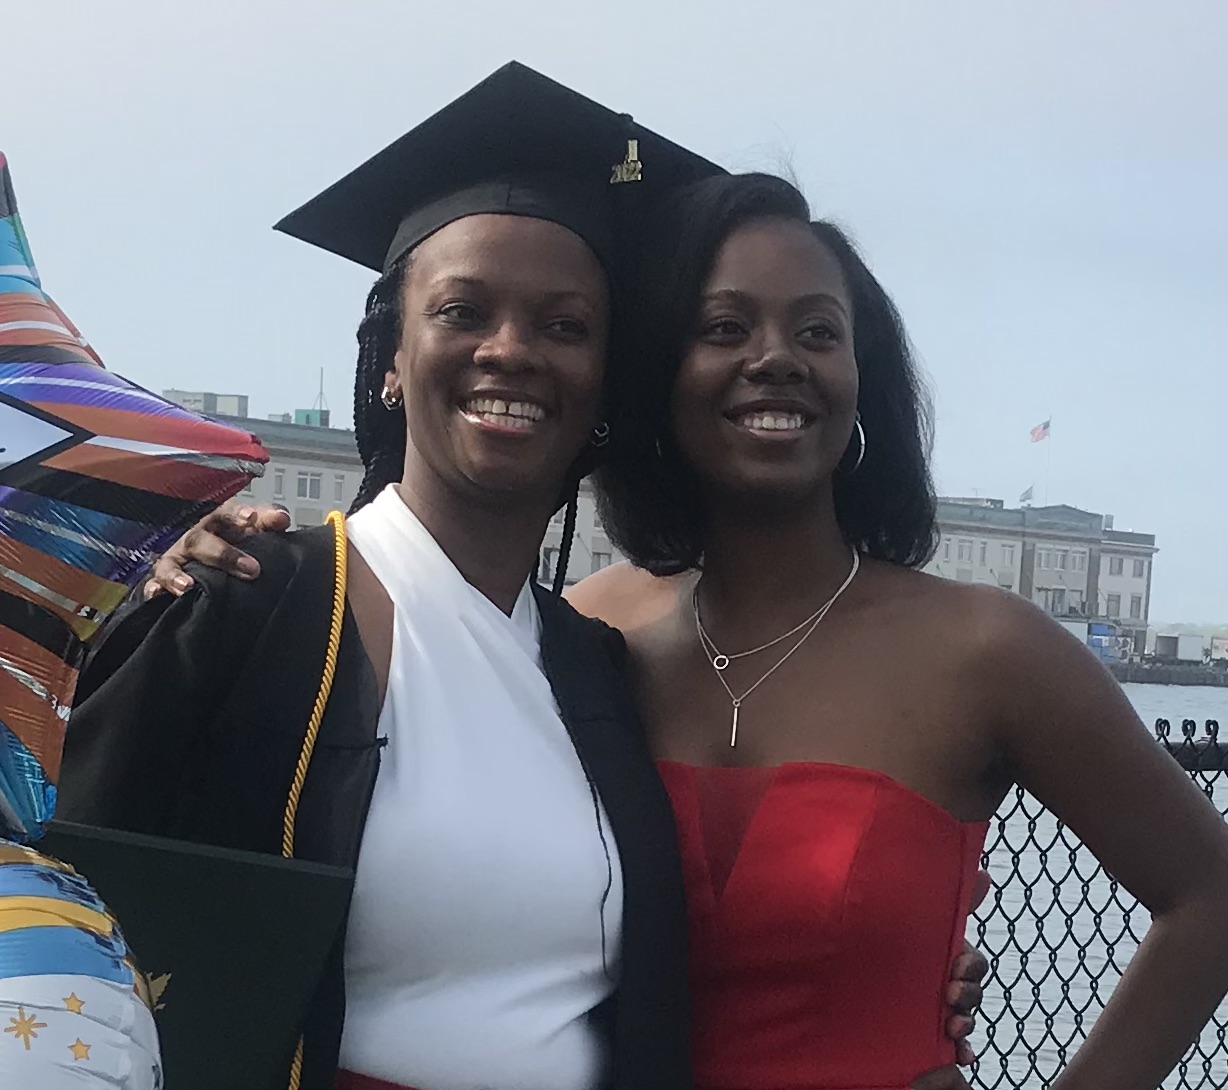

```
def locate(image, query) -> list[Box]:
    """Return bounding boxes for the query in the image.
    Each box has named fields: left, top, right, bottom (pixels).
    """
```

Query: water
left=971, top=684, right=1228, bottom=1088
left=1119, top=683, right=1227, bottom=733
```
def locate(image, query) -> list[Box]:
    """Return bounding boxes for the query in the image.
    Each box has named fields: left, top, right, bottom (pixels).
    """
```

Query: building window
left=1130, top=594, right=1143, bottom=619
left=1055, top=549, right=1069, bottom=571
left=592, top=552, right=611, bottom=573
left=1002, top=544, right=1015, bottom=567
left=1106, top=593, right=1121, bottom=618
left=334, top=474, right=345, bottom=503
left=1109, top=557, right=1124, bottom=576
left=1133, top=559, right=1146, bottom=579
left=957, top=539, right=973, bottom=563
left=1051, top=588, right=1067, bottom=614
left=1072, top=551, right=1087, bottom=573
left=273, top=468, right=285, bottom=499
left=979, top=541, right=987, bottom=566
left=297, top=471, right=322, bottom=500
left=943, top=539, right=951, bottom=562
left=540, top=547, right=561, bottom=583
left=1037, top=549, right=1051, bottom=570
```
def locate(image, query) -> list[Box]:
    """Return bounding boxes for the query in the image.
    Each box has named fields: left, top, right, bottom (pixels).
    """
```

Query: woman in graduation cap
left=60, top=64, right=713, bottom=1090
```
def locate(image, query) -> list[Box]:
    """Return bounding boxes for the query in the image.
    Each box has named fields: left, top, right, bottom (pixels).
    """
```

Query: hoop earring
left=847, top=413, right=866, bottom=473
left=590, top=421, right=611, bottom=448
left=381, top=384, right=403, bottom=411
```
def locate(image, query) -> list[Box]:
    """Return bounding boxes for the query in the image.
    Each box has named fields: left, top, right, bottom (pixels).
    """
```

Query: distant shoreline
left=1110, top=662, right=1228, bottom=688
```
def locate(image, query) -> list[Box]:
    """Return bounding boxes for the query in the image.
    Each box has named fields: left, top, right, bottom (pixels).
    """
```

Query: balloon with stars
left=0, top=843, right=162, bottom=1088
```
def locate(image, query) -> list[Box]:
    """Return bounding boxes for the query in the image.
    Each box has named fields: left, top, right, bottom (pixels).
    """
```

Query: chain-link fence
left=969, top=718, right=1227, bottom=1089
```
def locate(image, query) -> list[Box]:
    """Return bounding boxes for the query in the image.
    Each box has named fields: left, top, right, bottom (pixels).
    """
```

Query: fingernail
left=236, top=557, right=260, bottom=577
left=236, top=506, right=255, bottom=521
left=173, top=575, right=193, bottom=591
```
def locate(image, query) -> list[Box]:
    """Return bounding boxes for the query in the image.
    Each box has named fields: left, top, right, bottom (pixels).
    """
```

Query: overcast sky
left=5, top=1, right=1225, bottom=621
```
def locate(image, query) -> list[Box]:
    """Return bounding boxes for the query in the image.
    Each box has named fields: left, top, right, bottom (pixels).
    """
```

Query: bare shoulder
left=565, top=560, right=688, bottom=631
left=864, top=562, right=1083, bottom=673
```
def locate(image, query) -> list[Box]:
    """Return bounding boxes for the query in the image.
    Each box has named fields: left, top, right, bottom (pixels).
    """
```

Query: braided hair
left=350, top=254, right=413, bottom=514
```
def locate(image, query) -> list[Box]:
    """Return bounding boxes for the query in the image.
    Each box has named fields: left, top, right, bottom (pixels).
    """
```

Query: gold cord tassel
left=283, top=509, right=349, bottom=1089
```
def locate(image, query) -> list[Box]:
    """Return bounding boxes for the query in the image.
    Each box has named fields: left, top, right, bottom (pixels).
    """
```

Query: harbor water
left=972, top=683, right=1228, bottom=1088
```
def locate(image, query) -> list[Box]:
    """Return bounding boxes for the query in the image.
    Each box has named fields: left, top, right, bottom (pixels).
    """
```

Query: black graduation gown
left=59, top=525, right=692, bottom=1090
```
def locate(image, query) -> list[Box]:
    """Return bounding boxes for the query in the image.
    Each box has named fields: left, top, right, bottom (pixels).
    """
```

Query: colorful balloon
left=0, top=152, right=268, bottom=839
left=0, top=842, right=162, bottom=1089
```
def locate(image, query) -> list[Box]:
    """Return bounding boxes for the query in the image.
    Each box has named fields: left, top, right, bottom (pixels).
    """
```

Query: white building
left=924, top=498, right=1158, bottom=651
left=217, top=413, right=364, bottom=527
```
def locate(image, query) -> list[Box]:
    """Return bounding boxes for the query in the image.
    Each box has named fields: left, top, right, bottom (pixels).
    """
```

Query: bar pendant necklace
left=694, top=548, right=860, bottom=746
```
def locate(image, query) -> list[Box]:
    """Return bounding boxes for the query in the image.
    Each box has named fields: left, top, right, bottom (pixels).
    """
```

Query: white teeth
left=740, top=412, right=805, bottom=432
left=464, top=397, right=545, bottom=423
left=473, top=412, right=533, bottom=429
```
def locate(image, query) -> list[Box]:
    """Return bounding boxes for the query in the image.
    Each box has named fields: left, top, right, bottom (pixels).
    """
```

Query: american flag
left=1030, top=419, right=1051, bottom=443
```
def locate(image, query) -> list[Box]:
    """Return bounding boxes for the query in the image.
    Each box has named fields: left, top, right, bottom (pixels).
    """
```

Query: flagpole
left=1045, top=418, right=1052, bottom=504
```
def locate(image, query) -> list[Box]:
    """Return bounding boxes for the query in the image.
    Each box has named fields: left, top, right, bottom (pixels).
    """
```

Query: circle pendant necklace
left=693, top=547, right=860, bottom=746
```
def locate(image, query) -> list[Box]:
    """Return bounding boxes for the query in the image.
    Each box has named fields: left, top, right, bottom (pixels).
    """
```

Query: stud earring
left=590, top=421, right=611, bottom=448
left=381, top=384, right=403, bottom=411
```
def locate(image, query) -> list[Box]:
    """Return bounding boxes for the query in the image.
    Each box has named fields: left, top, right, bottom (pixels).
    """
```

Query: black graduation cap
left=274, top=61, right=724, bottom=273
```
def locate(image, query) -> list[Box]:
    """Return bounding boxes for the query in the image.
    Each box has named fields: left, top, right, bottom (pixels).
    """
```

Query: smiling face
left=386, top=214, right=610, bottom=506
left=670, top=216, right=859, bottom=509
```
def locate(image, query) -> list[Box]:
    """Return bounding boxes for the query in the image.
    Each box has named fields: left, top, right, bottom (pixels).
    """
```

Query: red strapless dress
left=657, top=760, right=989, bottom=1090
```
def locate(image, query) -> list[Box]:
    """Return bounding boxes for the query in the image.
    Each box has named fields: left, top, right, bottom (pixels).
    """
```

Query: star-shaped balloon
left=0, top=152, right=268, bottom=839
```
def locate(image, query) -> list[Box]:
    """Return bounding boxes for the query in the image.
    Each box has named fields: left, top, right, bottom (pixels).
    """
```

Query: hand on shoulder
left=144, top=503, right=292, bottom=600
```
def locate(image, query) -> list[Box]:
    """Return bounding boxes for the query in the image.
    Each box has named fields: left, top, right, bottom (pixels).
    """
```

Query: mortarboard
left=274, top=61, right=724, bottom=274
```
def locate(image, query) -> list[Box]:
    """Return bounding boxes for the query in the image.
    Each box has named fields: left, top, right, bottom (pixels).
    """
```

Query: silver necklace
left=693, top=547, right=860, bottom=746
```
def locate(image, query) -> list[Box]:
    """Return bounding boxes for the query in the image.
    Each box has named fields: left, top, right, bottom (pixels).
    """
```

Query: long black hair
left=595, top=172, right=937, bottom=574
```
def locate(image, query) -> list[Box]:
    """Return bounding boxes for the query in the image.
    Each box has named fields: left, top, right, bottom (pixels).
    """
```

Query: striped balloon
left=0, top=151, right=269, bottom=838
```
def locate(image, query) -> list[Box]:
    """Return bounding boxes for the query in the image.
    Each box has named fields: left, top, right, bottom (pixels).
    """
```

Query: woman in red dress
left=562, top=172, right=1228, bottom=1090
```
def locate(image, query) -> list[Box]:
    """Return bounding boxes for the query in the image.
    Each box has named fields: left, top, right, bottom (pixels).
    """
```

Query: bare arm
left=983, top=594, right=1228, bottom=1090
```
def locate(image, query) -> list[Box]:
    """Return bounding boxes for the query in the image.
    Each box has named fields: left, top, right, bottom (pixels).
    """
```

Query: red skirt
left=334, top=1073, right=421, bottom=1090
